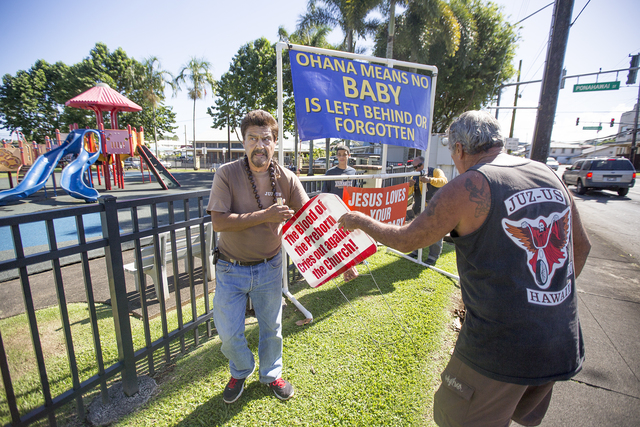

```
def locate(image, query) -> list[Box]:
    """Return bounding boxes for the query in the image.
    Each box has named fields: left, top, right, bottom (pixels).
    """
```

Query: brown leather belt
left=218, top=252, right=277, bottom=267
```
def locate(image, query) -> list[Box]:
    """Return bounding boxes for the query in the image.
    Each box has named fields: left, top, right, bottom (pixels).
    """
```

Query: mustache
left=252, top=149, right=268, bottom=156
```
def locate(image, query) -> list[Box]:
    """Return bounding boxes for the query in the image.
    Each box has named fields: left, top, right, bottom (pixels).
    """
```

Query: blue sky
left=1, top=0, right=638, bottom=145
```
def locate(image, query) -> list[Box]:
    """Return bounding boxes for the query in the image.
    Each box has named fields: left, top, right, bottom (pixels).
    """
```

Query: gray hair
left=447, top=111, right=505, bottom=155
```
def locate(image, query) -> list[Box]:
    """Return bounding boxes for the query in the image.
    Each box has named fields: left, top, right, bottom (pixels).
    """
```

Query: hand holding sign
left=336, top=210, right=369, bottom=232
left=266, top=203, right=295, bottom=223
left=282, top=193, right=377, bottom=288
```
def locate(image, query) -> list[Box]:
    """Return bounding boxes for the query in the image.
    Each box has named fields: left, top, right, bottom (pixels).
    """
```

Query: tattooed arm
left=338, top=170, right=491, bottom=253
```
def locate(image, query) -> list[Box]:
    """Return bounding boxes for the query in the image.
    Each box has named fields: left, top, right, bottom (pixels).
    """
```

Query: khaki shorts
left=434, top=355, right=554, bottom=427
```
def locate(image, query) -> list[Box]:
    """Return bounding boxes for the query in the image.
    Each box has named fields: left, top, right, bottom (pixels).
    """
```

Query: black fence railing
left=0, top=190, right=213, bottom=427
left=0, top=169, right=420, bottom=426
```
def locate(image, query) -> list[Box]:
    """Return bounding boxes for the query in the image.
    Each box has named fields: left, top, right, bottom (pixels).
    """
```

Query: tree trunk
left=153, top=105, right=158, bottom=158
left=386, top=1, right=396, bottom=59
left=192, top=98, right=197, bottom=170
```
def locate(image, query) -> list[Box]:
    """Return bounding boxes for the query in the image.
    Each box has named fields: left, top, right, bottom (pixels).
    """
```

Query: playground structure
left=0, top=83, right=180, bottom=205
left=0, top=129, right=102, bottom=204
left=0, top=131, right=48, bottom=189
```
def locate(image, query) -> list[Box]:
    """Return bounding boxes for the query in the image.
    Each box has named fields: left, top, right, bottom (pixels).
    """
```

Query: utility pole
left=530, top=0, right=574, bottom=162
left=631, top=89, right=639, bottom=168
left=509, top=60, right=523, bottom=138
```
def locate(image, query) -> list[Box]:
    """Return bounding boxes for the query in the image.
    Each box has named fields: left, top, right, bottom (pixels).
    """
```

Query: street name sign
left=583, top=126, right=602, bottom=131
left=505, top=138, right=519, bottom=151
left=573, top=81, right=621, bottom=92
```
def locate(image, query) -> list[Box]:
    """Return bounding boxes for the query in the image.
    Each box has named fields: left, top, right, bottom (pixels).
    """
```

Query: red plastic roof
left=65, top=83, right=142, bottom=112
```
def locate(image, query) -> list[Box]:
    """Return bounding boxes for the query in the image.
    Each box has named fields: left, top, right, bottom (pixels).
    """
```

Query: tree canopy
left=0, top=43, right=177, bottom=142
left=298, top=0, right=383, bottom=53
left=207, top=27, right=340, bottom=142
left=375, top=0, right=517, bottom=132
left=0, top=60, right=68, bottom=142
left=207, top=37, right=293, bottom=141
left=291, top=0, right=518, bottom=133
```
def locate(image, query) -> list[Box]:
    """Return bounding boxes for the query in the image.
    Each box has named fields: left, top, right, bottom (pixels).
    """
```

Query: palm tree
left=174, top=57, right=214, bottom=168
left=379, top=0, right=460, bottom=64
left=278, top=24, right=338, bottom=171
left=298, top=0, right=383, bottom=53
left=140, top=57, right=174, bottom=157
left=278, top=24, right=336, bottom=49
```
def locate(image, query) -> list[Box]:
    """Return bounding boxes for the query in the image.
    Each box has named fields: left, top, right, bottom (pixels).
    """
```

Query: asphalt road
left=528, top=165, right=640, bottom=426
left=556, top=164, right=640, bottom=259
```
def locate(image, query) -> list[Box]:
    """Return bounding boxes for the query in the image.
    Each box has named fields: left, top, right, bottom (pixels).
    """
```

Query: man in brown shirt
left=207, top=110, right=309, bottom=403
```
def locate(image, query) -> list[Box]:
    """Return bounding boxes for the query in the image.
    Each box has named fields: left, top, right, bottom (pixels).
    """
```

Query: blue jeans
left=213, top=252, right=283, bottom=383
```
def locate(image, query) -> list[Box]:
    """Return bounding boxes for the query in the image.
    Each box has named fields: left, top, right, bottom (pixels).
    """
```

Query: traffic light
left=610, top=118, right=615, bottom=127
left=627, top=54, right=639, bottom=85
left=576, top=117, right=580, bottom=126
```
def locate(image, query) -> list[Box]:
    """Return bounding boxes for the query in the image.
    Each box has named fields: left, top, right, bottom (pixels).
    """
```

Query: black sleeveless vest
left=451, top=153, right=584, bottom=385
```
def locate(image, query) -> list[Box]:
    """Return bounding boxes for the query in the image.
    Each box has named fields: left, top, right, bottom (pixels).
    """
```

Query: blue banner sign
left=289, top=50, right=432, bottom=151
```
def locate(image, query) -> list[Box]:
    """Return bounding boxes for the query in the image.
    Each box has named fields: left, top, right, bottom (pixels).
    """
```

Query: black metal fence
left=0, top=190, right=213, bottom=426
left=299, top=165, right=415, bottom=197
left=0, top=167, right=419, bottom=427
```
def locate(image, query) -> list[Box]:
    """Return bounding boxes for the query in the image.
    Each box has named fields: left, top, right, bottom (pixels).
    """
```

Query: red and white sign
left=343, top=182, right=409, bottom=226
left=282, top=193, right=377, bottom=288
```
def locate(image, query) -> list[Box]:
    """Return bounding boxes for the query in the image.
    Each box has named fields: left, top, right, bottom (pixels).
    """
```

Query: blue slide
left=0, top=129, right=101, bottom=205
left=60, top=130, right=102, bottom=202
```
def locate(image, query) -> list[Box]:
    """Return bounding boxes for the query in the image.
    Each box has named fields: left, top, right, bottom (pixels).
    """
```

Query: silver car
left=546, top=157, right=560, bottom=171
left=562, top=157, right=636, bottom=196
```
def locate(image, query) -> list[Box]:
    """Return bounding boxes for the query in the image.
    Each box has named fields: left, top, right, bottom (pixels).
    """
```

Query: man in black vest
left=338, top=111, right=591, bottom=426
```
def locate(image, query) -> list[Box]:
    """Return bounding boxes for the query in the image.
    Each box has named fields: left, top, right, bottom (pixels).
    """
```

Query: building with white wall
left=549, top=142, right=583, bottom=164
left=616, top=103, right=638, bottom=146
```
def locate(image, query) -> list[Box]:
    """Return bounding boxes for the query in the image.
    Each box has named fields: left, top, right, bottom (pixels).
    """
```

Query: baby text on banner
left=282, top=193, right=377, bottom=288
left=289, top=49, right=432, bottom=151
left=343, top=183, right=410, bottom=226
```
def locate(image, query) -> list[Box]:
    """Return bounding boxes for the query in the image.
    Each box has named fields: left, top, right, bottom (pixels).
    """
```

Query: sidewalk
left=521, top=229, right=640, bottom=426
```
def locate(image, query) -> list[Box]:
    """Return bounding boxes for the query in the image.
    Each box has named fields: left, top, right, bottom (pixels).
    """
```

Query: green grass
left=0, top=245, right=460, bottom=427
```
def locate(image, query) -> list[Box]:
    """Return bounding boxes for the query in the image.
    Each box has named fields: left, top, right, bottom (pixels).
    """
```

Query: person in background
left=322, top=144, right=359, bottom=281
left=338, top=110, right=590, bottom=427
left=322, top=144, right=356, bottom=198
left=408, top=156, right=448, bottom=265
left=207, top=110, right=309, bottom=404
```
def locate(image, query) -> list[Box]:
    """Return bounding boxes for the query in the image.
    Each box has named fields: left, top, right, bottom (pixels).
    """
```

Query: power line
left=570, top=0, right=591, bottom=27
left=514, top=1, right=554, bottom=25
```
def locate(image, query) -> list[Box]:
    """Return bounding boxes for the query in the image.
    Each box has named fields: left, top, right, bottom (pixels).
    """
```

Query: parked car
left=123, top=158, right=140, bottom=170
left=159, top=159, right=171, bottom=169
left=562, top=157, right=636, bottom=196
left=546, top=157, right=560, bottom=171
left=313, top=158, right=327, bottom=168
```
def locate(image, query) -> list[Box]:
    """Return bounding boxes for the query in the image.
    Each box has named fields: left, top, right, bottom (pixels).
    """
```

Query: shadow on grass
left=34, top=245, right=457, bottom=426
left=161, top=247, right=458, bottom=427
left=170, top=379, right=290, bottom=427
left=283, top=243, right=457, bottom=327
